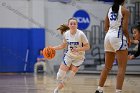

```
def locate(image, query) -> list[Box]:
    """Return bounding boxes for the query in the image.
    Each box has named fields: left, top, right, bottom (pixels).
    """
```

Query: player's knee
left=104, top=66, right=112, bottom=71
left=56, top=69, right=66, bottom=82
left=66, top=70, right=76, bottom=81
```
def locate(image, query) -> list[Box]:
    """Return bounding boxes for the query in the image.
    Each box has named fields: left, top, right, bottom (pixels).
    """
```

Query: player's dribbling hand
left=48, top=46, right=53, bottom=48
left=48, top=46, right=55, bottom=50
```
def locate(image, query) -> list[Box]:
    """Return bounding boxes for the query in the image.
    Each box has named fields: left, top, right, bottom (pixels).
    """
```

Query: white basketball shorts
left=104, top=33, right=128, bottom=52
left=62, top=54, right=84, bottom=67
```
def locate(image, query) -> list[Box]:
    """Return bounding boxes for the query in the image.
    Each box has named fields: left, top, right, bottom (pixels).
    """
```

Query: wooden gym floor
left=0, top=73, right=139, bottom=93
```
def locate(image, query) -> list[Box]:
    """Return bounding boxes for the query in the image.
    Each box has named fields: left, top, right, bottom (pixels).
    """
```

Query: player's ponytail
left=57, top=24, right=70, bottom=35
left=112, top=0, right=125, bottom=13
left=112, top=2, right=119, bottom=13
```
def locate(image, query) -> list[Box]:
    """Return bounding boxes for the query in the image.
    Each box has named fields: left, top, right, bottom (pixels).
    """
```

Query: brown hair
left=57, top=24, right=69, bottom=35
left=131, top=22, right=140, bottom=33
left=68, top=18, right=78, bottom=24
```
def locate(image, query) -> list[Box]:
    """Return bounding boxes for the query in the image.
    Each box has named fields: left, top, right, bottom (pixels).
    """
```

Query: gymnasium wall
left=0, top=0, right=45, bottom=72
left=0, top=0, right=112, bottom=72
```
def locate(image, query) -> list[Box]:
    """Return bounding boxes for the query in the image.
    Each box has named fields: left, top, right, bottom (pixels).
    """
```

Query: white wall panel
left=0, top=0, right=45, bottom=28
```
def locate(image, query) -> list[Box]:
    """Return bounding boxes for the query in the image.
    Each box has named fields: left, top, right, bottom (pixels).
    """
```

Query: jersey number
left=110, top=12, right=117, bottom=21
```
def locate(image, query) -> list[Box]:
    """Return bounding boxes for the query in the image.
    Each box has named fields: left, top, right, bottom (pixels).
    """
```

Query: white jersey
left=104, top=5, right=128, bottom=52
left=108, top=5, right=126, bottom=40
left=63, top=29, right=88, bottom=59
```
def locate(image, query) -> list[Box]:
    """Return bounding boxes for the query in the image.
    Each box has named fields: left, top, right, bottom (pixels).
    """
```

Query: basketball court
left=0, top=73, right=139, bottom=93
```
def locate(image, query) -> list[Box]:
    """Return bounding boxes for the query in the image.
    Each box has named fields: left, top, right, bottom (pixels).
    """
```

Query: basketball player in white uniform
left=95, top=0, right=130, bottom=93
left=53, top=18, right=90, bottom=93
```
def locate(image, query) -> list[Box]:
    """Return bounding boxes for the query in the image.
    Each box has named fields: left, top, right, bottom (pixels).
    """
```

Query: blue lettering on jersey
left=67, top=42, right=79, bottom=51
left=110, top=12, right=117, bottom=21
left=69, top=42, right=79, bottom=45
left=67, top=42, right=79, bottom=45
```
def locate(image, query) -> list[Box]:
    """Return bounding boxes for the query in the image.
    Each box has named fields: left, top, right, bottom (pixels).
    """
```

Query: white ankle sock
left=116, top=89, right=122, bottom=93
left=97, top=86, right=103, bottom=92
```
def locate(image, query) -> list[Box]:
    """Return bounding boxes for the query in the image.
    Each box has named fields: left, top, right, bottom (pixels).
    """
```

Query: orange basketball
left=43, top=47, right=56, bottom=59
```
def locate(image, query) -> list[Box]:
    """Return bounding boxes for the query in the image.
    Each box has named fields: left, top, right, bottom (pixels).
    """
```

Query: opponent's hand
left=128, top=55, right=134, bottom=60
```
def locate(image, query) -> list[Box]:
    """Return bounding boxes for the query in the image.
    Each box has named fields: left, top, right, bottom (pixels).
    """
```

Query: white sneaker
left=116, top=89, right=122, bottom=93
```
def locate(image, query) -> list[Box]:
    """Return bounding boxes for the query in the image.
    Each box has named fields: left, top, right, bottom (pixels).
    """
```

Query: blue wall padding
left=0, top=28, right=45, bottom=72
